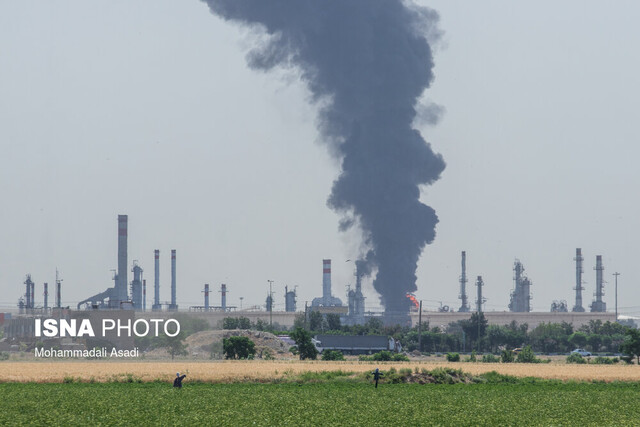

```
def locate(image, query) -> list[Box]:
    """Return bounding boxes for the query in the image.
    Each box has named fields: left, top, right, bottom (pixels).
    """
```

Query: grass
left=1, top=381, right=640, bottom=426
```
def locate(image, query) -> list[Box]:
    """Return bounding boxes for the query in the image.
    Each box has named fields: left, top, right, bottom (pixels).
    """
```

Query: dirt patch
left=184, top=330, right=292, bottom=360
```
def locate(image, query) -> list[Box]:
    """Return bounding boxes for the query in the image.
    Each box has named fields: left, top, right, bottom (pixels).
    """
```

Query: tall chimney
left=221, top=284, right=227, bottom=311
left=153, top=250, right=160, bottom=311
left=56, top=274, right=61, bottom=309
left=143, top=279, right=146, bottom=312
left=43, top=282, right=48, bottom=310
left=30, top=280, right=35, bottom=309
left=459, top=251, right=470, bottom=312
left=591, top=255, right=606, bottom=312
left=117, top=215, right=128, bottom=302
left=169, top=249, right=177, bottom=311
left=572, top=248, right=585, bottom=312
left=204, top=284, right=209, bottom=310
left=476, top=276, right=484, bottom=313
left=322, top=259, right=332, bottom=305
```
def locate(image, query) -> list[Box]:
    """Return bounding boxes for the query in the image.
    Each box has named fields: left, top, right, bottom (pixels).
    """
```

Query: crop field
left=1, top=382, right=640, bottom=426
left=2, top=360, right=640, bottom=382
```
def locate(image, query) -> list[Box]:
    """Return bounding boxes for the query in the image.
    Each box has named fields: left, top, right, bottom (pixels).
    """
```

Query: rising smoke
left=203, top=0, right=445, bottom=322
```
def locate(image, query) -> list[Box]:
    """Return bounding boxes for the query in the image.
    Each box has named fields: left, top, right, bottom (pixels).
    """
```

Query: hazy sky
left=1, top=1, right=639, bottom=315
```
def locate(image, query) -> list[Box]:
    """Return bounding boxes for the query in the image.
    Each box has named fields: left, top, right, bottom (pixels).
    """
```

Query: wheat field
left=1, top=360, right=640, bottom=382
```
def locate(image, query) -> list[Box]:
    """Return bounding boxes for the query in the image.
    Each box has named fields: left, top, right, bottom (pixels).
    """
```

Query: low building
left=314, top=334, right=400, bottom=355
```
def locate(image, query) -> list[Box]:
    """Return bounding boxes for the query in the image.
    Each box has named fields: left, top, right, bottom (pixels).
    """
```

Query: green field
left=1, top=381, right=640, bottom=426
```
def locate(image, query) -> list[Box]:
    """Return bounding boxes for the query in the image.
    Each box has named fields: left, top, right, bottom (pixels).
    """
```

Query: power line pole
left=613, top=272, right=620, bottom=322
left=267, top=279, right=274, bottom=328
left=418, top=300, right=423, bottom=352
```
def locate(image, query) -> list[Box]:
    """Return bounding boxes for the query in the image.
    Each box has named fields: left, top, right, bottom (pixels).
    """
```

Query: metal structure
left=572, top=248, right=585, bottom=312
left=116, top=215, right=128, bottom=302
left=43, top=282, right=48, bottom=310
left=458, top=251, right=470, bottom=312
left=220, top=284, right=227, bottom=311
left=590, top=255, right=606, bottom=312
left=285, top=285, right=297, bottom=312
left=142, top=279, right=146, bottom=311
left=152, top=249, right=161, bottom=311
left=169, top=249, right=177, bottom=311
left=550, top=300, right=568, bottom=312
left=24, top=275, right=34, bottom=310
left=347, top=263, right=366, bottom=324
left=203, top=284, right=210, bottom=310
left=475, top=276, right=485, bottom=313
left=311, top=259, right=343, bottom=307
left=613, top=272, right=620, bottom=321
left=55, top=270, right=62, bottom=308
left=130, top=262, right=143, bottom=310
left=509, top=259, right=532, bottom=312
left=76, top=215, right=133, bottom=309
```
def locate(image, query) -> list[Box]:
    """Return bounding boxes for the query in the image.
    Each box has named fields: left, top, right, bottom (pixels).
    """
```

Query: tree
left=222, top=317, right=238, bottom=330
left=459, top=312, right=488, bottom=350
left=309, top=311, right=324, bottom=332
left=326, top=313, right=341, bottom=331
left=163, top=332, right=188, bottom=360
left=568, top=332, right=588, bottom=349
left=620, top=328, right=640, bottom=364
left=290, top=327, right=318, bottom=360
left=223, top=336, right=256, bottom=360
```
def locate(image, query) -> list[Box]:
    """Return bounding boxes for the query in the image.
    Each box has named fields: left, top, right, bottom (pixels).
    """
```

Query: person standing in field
left=372, top=368, right=383, bottom=388
left=173, top=372, right=186, bottom=388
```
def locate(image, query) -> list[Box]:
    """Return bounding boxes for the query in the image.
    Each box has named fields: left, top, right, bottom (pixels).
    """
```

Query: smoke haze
left=203, top=0, right=445, bottom=320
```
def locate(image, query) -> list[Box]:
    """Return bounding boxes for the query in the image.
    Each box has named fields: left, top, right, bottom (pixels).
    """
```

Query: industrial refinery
left=3, top=214, right=622, bottom=333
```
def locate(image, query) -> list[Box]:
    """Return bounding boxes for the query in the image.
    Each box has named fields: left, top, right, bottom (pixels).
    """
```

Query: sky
left=1, top=1, right=639, bottom=315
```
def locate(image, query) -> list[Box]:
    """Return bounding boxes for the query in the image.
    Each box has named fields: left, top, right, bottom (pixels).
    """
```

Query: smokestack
left=117, top=215, right=128, bottom=303
left=572, top=248, right=585, bottom=312
left=323, top=259, right=332, bottom=306
left=220, top=284, right=227, bottom=311
left=143, top=279, right=146, bottom=312
left=43, top=282, right=48, bottom=310
left=203, top=0, right=446, bottom=324
left=591, top=255, right=606, bottom=312
left=458, top=251, right=470, bottom=312
left=476, top=276, right=484, bottom=313
left=30, top=280, right=35, bottom=309
left=204, top=284, right=209, bottom=310
left=169, top=249, right=177, bottom=311
left=56, top=272, right=61, bottom=309
left=153, top=250, right=160, bottom=311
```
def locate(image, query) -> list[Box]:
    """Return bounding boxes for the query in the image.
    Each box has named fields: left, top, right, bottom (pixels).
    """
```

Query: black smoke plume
left=203, top=0, right=445, bottom=322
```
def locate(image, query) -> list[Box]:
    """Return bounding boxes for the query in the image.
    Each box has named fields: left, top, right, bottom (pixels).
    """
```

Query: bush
left=391, top=353, right=410, bottom=362
left=0, top=352, right=9, bottom=361
left=516, top=346, right=538, bottom=363
left=501, top=349, right=514, bottom=363
left=566, top=353, right=587, bottom=364
left=223, top=336, right=256, bottom=360
left=482, top=354, right=500, bottom=363
left=372, top=351, right=393, bottom=361
left=592, top=356, right=619, bottom=365
left=321, top=350, right=345, bottom=361
left=446, top=352, right=460, bottom=362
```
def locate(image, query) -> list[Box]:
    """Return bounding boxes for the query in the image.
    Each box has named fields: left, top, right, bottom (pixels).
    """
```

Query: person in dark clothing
left=173, top=372, right=186, bottom=388
left=372, top=368, right=383, bottom=388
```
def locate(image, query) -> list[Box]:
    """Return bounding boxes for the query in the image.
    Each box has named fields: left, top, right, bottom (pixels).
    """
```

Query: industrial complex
left=3, top=214, right=622, bottom=342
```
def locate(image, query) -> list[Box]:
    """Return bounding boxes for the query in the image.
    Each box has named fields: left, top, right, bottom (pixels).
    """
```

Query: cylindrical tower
left=459, top=251, right=470, bottom=312
left=221, top=284, right=227, bottom=311
left=43, top=282, right=48, bottom=310
left=153, top=250, right=160, bottom=311
left=117, top=215, right=128, bottom=302
left=169, top=249, right=177, bottom=310
left=573, top=248, right=585, bottom=312
left=591, top=255, right=606, bottom=312
left=476, top=276, right=484, bottom=313
left=143, top=279, right=146, bottom=311
left=322, top=259, right=332, bottom=306
left=204, top=284, right=210, bottom=310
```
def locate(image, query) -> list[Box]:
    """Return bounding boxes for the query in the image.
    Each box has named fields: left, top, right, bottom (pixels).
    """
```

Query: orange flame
left=406, top=293, right=419, bottom=310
